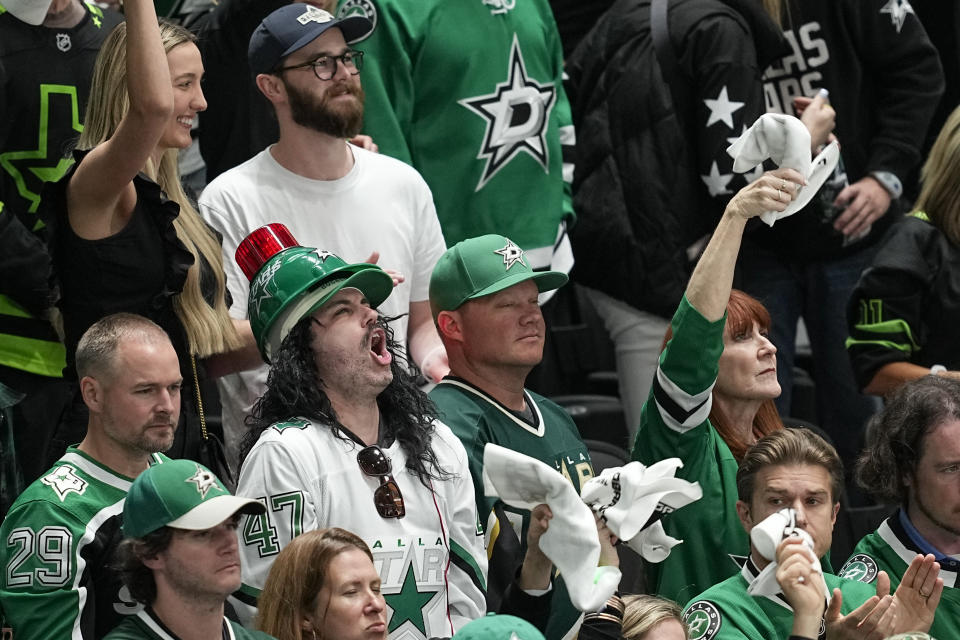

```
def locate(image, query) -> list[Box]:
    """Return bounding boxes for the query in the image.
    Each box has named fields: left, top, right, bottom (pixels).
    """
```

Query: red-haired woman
left=631, top=168, right=804, bottom=604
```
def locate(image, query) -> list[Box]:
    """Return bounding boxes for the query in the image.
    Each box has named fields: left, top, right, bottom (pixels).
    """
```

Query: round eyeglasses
left=274, top=50, right=364, bottom=81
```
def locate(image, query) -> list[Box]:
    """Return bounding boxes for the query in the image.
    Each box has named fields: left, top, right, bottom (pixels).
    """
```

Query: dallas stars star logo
left=880, top=0, right=914, bottom=33
left=251, top=260, right=283, bottom=317
left=384, top=564, right=436, bottom=637
left=42, top=465, right=88, bottom=502
left=314, top=249, right=334, bottom=262
left=459, top=34, right=556, bottom=191
left=683, top=601, right=721, bottom=640
left=1, top=84, right=82, bottom=218
left=185, top=464, right=222, bottom=499
left=494, top=239, right=526, bottom=270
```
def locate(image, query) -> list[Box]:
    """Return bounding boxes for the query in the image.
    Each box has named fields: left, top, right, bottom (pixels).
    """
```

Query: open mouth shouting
left=369, top=327, right=392, bottom=366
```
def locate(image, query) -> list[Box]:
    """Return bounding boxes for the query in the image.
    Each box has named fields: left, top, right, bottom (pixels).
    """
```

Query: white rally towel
left=726, top=113, right=840, bottom=227
left=482, top=444, right=621, bottom=612
left=746, top=508, right=830, bottom=599
left=580, top=459, right=702, bottom=562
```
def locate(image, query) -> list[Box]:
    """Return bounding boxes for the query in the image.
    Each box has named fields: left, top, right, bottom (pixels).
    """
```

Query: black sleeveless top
left=42, top=151, right=231, bottom=464
left=45, top=150, right=195, bottom=377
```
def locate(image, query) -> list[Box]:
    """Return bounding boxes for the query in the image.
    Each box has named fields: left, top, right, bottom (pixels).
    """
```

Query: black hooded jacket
left=567, top=0, right=787, bottom=317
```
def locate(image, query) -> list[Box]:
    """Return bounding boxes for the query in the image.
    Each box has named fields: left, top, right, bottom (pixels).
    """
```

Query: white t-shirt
left=199, top=144, right=446, bottom=459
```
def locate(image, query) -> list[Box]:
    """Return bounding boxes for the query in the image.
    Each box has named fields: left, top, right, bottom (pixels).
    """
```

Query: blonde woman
left=256, top=528, right=387, bottom=640
left=580, top=594, right=688, bottom=640
left=622, top=595, right=689, bottom=640
left=44, top=0, right=257, bottom=463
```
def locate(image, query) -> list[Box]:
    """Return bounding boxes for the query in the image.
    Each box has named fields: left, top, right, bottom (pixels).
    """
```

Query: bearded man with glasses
left=229, top=225, right=486, bottom=638
left=199, top=2, right=450, bottom=470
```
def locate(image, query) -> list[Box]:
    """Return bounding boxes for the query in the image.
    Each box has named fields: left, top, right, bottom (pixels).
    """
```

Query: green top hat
left=123, top=460, right=265, bottom=538
left=236, top=224, right=394, bottom=362
left=429, top=234, right=568, bottom=316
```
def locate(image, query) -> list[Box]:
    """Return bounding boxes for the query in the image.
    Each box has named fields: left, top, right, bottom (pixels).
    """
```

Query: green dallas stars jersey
left=0, top=447, right=168, bottom=640
left=683, top=557, right=877, bottom=640
left=336, top=0, right=575, bottom=271
left=430, top=378, right=593, bottom=640
left=838, top=512, right=960, bottom=639
left=631, top=296, right=748, bottom=605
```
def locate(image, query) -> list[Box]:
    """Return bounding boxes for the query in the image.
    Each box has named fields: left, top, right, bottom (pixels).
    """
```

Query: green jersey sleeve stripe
left=450, top=539, right=486, bottom=593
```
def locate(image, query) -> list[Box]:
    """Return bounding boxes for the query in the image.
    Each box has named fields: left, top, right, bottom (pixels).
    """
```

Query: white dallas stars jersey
left=337, top=0, right=575, bottom=274
left=0, top=448, right=167, bottom=640
left=234, top=418, right=486, bottom=640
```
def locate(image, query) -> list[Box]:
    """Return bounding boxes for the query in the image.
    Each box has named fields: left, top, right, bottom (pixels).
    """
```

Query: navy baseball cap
left=249, top=3, right=373, bottom=75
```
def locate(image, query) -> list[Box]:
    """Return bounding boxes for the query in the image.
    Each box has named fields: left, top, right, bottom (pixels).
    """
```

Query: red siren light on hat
left=236, top=223, right=300, bottom=282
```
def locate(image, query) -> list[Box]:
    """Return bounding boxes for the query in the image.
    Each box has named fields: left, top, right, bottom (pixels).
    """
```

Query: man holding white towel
left=429, top=234, right=598, bottom=640
left=682, top=427, right=941, bottom=640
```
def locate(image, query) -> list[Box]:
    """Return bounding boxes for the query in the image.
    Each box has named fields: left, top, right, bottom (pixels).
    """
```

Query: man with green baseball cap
left=229, top=225, right=487, bottom=635
left=106, top=459, right=270, bottom=639
left=428, top=234, right=597, bottom=638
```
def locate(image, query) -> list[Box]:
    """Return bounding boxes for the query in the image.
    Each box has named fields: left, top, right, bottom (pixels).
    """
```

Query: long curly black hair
left=240, top=314, right=449, bottom=487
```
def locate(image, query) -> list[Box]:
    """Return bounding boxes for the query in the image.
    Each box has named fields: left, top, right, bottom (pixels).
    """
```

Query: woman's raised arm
left=686, top=168, right=805, bottom=321
left=67, top=0, right=173, bottom=239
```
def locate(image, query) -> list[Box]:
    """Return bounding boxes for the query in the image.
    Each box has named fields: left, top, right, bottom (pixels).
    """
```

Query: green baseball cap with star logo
left=123, top=460, right=265, bottom=538
left=429, top=234, right=568, bottom=317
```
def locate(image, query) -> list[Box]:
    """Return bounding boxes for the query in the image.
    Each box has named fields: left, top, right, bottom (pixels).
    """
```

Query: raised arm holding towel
left=632, top=164, right=803, bottom=604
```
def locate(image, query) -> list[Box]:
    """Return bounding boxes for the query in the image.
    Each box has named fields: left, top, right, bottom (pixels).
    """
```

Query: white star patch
left=701, top=161, right=734, bottom=196
left=42, top=465, right=88, bottom=502
left=314, top=249, right=334, bottom=262
left=185, top=464, right=222, bottom=499
left=880, top=0, right=914, bottom=33
left=459, top=34, right=557, bottom=191
left=704, top=86, right=744, bottom=129
left=494, top=239, right=527, bottom=270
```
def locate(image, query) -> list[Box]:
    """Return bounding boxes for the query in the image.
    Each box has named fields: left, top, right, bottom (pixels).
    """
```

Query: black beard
left=285, top=77, right=365, bottom=139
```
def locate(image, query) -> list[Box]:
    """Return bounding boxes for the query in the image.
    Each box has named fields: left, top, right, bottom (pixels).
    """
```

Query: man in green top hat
left=428, top=234, right=600, bottom=639
left=106, top=459, right=271, bottom=639
left=230, top=225, right=486, bottom=637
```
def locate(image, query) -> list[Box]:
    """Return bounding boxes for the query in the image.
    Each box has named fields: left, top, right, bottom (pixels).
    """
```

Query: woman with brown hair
left=43, top=0, right=258, bottom=465
left=256, top=528, right=387, bottom=640
left=631, top=167, right=804, bottom=604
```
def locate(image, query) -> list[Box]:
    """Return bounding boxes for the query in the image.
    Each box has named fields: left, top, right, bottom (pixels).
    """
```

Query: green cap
left=238, top=224, right=394, bottom=362
left=123, top=460, right=265, bottom=538
left=452, top=614, right=545, bottom=640
left=429, top=235, right=568, bottom=316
